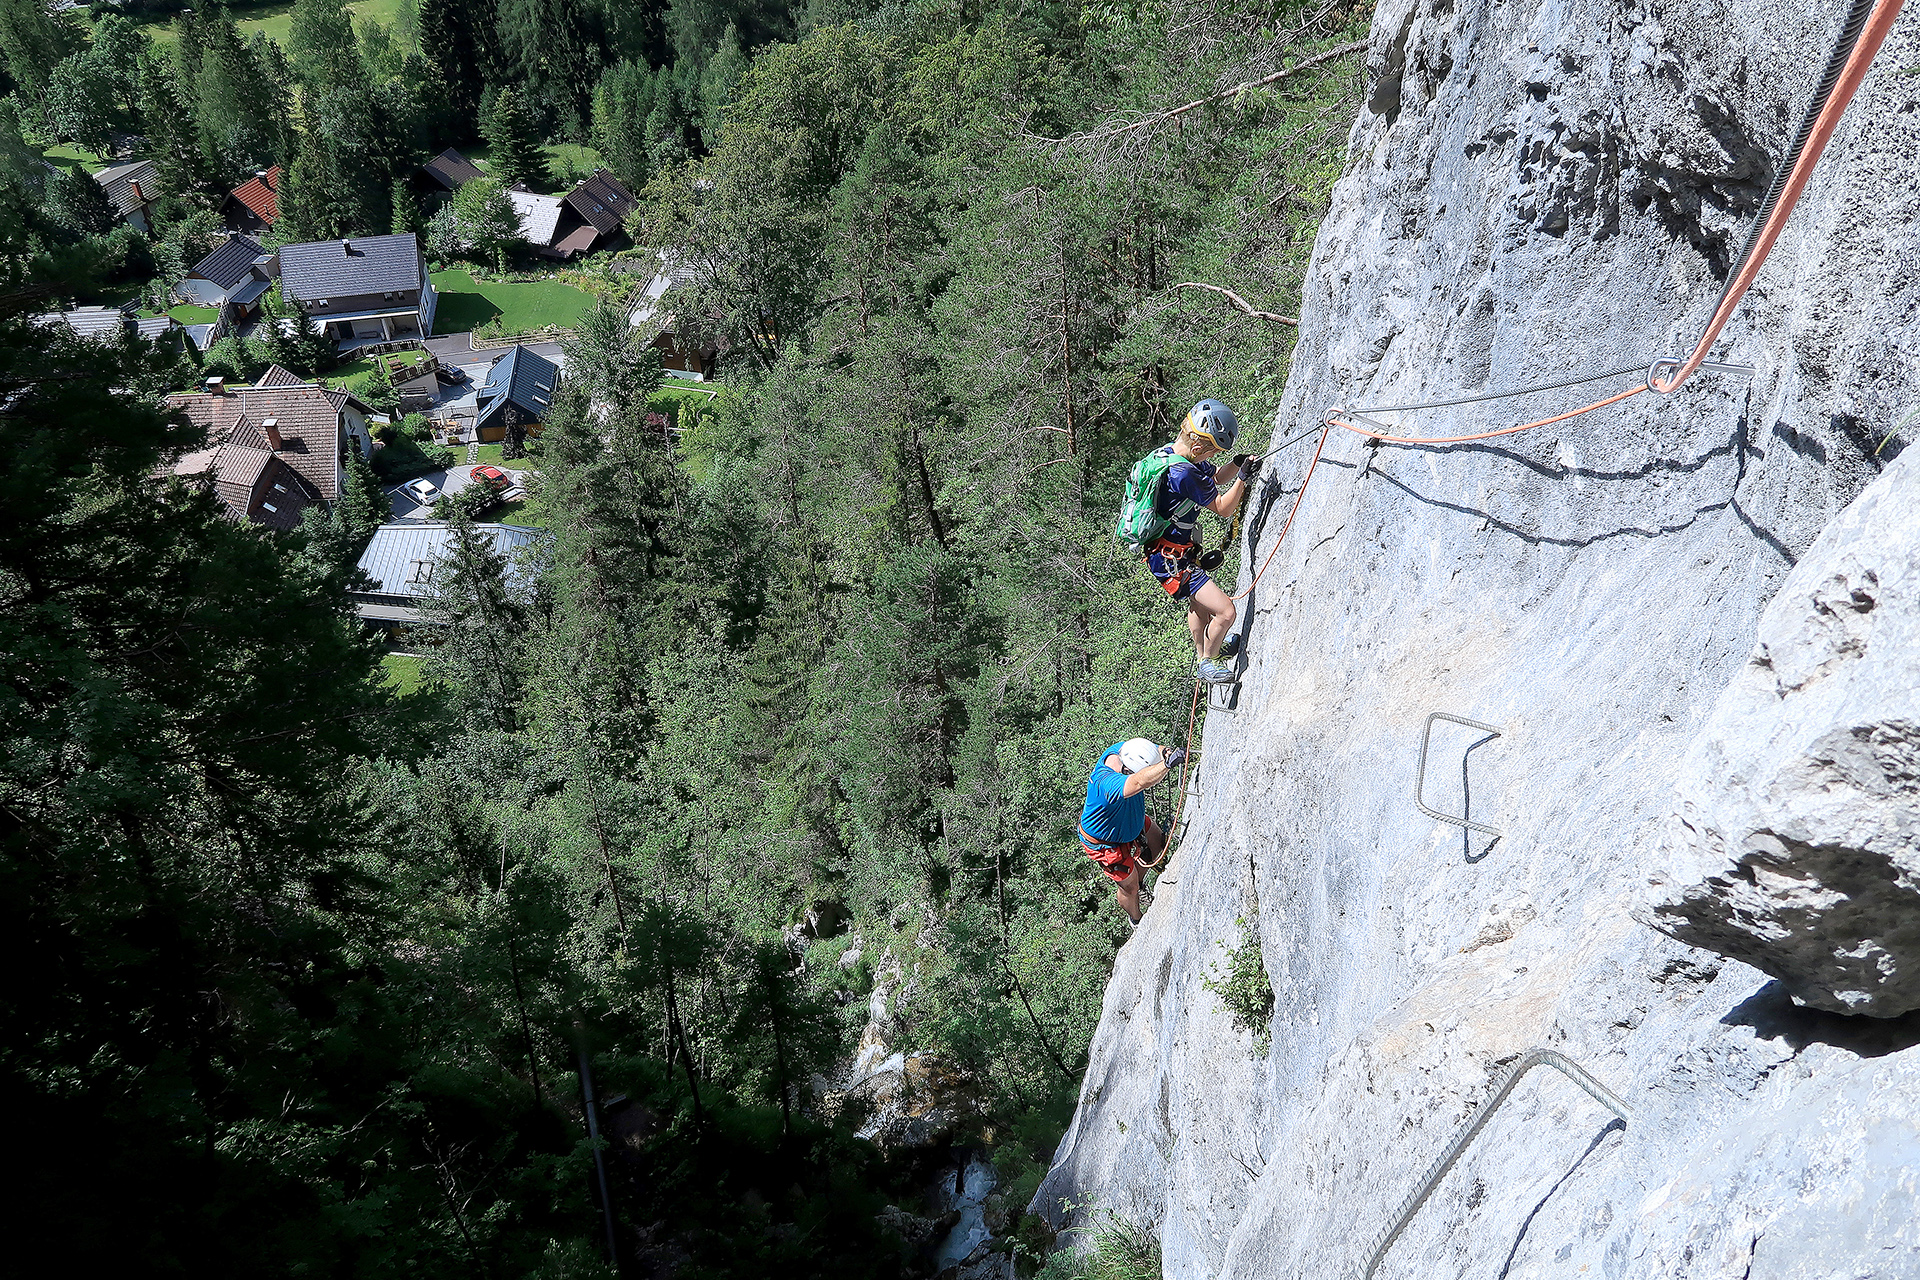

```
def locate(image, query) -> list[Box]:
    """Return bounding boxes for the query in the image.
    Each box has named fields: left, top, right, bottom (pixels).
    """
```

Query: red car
left=472, top=465, right=511, bottom=493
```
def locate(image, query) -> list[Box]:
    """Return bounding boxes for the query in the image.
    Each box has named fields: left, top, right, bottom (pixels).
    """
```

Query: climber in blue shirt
left=1079, top=738, right=1186, bottom=924
left=1143, top=400, right=1261, bottom=684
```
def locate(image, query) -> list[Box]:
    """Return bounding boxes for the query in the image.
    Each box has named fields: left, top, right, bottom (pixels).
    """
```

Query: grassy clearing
left=474, top=442, right=536, bottom=471
left=140, top=0, right=410, bottom=46
left=463, top=141, right=605, bottom=192
left=381, top=652, right=426, bottom=696
left=138, top=303, right=220, bottom=324
left=429, top=269, right=592, bottom=335
left=327, top=348, right=430, bottom=397
left=491, top=481, right=548, bottom=529
left=42, top=144, right=110, bottom=173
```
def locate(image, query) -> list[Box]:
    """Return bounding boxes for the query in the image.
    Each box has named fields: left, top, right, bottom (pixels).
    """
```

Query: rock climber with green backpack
left=1116, top=400, right=1262, bottom=684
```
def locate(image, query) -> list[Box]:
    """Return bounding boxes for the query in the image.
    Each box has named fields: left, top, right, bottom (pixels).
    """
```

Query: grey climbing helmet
left=1181, top=399, right=1240, bottom=452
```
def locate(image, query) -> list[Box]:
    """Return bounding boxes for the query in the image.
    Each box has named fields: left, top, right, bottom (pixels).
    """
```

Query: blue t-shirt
left=1079, top=741, right=1146, bottom=844
left=1153, top=449, right=1218, bottom=549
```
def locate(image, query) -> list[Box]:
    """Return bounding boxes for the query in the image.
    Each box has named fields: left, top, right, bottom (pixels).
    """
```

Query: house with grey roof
left=544, top=169, right=637, bottom=259
left=473, top=345, right=558, bottom=444
left=350, top=522, right=544, bottom=627
left=94, top=158, right=158, bottom=231
left=164, top=367, right=374, bottom=529
left=418, top=148, right=484, bottom=197
left=177, top=234, right=277, bottom=321
left=277, top=232, right=437, bottom=344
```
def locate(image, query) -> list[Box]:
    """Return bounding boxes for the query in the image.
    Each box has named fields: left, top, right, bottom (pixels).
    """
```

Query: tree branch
left=1171, top=281, right=1299, bottom=327
left=1039, top=39, right=1368, bottom=145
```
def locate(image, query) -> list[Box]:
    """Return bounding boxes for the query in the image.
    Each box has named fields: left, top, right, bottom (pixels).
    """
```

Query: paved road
left=423, top=334, right=567, bottom=367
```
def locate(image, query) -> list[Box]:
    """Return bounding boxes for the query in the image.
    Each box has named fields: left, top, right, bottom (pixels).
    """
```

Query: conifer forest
left=0, top=0, right=1369, bottom=1271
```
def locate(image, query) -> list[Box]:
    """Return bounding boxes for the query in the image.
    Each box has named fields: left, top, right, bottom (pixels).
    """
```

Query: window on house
left=262, top=502, right=278, bottom=512
left=406, top=559, right=435, bottom=584
left=272, top=483, right=286, bottom=493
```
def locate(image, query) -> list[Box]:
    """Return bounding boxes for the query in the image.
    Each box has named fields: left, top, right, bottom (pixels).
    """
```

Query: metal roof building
left=351, top=521, right=545, bottom=626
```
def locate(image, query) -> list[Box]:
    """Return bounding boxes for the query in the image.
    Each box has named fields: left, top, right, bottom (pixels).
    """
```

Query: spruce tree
left=274, top=131, right=340, bottom=243
left=42, top=163, right=116, bottom=236
left=482, top=86, right=545, bottom=190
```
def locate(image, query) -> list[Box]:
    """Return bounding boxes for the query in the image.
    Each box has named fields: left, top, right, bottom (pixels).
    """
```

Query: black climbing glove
left=1161, top=746, right=1188, bottom=768
left=1238, top=453, right=1264, bottom=478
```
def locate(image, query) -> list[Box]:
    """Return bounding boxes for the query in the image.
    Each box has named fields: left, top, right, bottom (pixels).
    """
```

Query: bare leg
left=1116, top=860, right=1144, bottom=924
left=1185, top=600, right=1206, bottom=659
left=1140, top=820, right=1168, bottom=863
left=1189, top=579, right=1238, bottom=660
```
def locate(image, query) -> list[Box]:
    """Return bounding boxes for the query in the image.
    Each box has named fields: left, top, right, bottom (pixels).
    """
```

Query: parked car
left=472, top=465, right=511, bottom=493
left=402, top=478, right=438, bottom=506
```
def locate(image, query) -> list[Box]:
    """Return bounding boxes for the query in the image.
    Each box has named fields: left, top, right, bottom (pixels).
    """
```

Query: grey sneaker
left=1195, top=658, right=1238, bottom=684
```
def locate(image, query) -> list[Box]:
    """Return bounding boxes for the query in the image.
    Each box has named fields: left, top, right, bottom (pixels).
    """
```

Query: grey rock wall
left=1032, top=1, right=1920, bottom=1277
left=1644, top=452, right=1920, bottom=1017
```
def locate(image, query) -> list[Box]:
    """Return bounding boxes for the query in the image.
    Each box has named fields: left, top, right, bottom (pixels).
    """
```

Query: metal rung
left=1359, top=1048, right=1631, bottom=1280
left=1415, top=712, right=1502, bottom=837
left=1207, top=681, right=1241, bottom=713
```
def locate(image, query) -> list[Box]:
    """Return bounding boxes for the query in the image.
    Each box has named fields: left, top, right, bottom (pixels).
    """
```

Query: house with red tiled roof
left=224, top=167, right=282, bottom=235
left=164, top=367, right=375, bottom=530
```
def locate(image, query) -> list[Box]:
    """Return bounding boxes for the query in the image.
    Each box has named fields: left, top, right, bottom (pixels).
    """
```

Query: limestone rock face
left=1030, top=0, right=1920, bottom=1276
left=1646, top=453, right=1920, bottom=1015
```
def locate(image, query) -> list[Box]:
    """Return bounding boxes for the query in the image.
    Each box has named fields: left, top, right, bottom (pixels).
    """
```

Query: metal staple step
left=1414, top=712, right=1503, bottom=837
left=1358, top=1048, right=1633, bottom=1280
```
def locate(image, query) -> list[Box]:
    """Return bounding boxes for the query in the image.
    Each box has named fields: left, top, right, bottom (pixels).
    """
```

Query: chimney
left=204, top=376, right=226, bottom=395
left=129, top=179, right=144, bottom=204
left=261, top=417, right=283, bottom=450
left=341, top=239, right=355, bottom=257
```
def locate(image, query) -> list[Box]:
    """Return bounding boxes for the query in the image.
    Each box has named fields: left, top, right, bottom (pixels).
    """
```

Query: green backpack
left=1115, top=446, right=1199, bottom=554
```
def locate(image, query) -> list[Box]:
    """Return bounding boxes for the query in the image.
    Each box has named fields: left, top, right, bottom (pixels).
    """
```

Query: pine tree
left=42, top=162, right=116, bottom=235
left=417, top=0, right=497, bottom=137
left=482, top=87, right=545, bottom=190
left=390, top=177, right=417, bottom=234
left=286, top=0, right=365, bottom=94
left=139, top=50, right=212, bottom=199
left=274, top=130, right=340, bottom=243
left=591, top=58, right=655, bottom=189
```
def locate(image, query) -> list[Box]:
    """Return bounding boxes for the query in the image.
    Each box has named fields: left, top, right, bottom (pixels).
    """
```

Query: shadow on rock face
left=1721, top=981, right=1920, bottom=1058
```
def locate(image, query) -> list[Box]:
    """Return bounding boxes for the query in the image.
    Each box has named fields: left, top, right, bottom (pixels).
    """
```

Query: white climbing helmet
left=1118, top=738, right=1160, bottom=773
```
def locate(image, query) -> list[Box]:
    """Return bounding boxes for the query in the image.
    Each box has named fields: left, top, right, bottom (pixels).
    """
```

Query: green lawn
left=463, top=141, right=605, bottom=193
left=138, top=303, right=219, bottom=325
left=492, top=482, right=548, bottom=529
left=42, top=143, right=110, bottom=173
left=381, top=652, right=426, bottom=696
left=329, top=349, right=430, bottom=395
left=430, top=269, right=592, bottom=336
left=141, top=0, right=409, bottom=46
left=474, top=442, right=536, bottom=471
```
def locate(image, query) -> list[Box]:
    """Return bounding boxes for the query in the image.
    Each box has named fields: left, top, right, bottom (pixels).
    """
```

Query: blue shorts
left=1146, top=540, right=1210, bottom=600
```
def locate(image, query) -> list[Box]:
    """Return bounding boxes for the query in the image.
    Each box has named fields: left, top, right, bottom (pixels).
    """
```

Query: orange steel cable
left=1654, top=0, right=1904, bottom=393
left=1328, top=383, right=1650, bottom=446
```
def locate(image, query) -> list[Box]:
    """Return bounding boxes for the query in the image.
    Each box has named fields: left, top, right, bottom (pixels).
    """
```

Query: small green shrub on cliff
left=1033, top=1213, right=1162, bottom=1280
left=1203, top=916, right=1274, bottom=1053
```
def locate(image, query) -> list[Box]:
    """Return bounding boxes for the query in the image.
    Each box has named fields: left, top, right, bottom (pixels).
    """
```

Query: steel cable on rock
left=1321, top=0, right=1903, bottom=446
left=1146, top=0, right=1904, bottom=864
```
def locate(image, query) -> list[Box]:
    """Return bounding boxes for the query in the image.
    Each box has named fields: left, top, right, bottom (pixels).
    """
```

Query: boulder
left=1645, top=453, right=1920, bottom=1015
